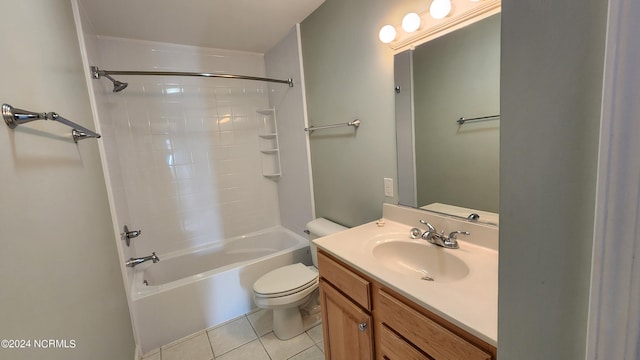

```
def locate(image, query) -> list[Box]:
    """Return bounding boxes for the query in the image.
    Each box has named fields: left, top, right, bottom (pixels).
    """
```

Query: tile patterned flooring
left=141, top=309, right=324, bottom=360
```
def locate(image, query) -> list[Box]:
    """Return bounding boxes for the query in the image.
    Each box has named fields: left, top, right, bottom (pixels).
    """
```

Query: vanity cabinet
left=318, top=250, right=374, bottom=359
left=375, top=289, right=493, bottom=360
left=317, top=249, right=497, bottom=360
left=319, top=281, right=374, bottom=359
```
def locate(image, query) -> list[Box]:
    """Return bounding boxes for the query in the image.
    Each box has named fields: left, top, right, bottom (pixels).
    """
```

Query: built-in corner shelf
left=256, top=109, right=281, bottom=178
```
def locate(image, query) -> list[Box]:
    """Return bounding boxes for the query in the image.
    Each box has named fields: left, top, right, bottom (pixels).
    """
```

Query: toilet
left=253, top=218, right=347, bottom=340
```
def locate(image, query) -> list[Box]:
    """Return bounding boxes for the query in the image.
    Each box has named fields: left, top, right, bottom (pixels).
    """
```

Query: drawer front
left=376, top=290, right=491, bottom=360
left=378, top=323, right=433, bottom=360
left=318, top=250, right=371, bottom=310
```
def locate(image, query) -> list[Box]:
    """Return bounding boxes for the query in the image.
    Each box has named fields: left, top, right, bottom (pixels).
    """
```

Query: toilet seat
left=253, top=263, right=318, bottom=298
left=254, top=280, right=318, bottom=308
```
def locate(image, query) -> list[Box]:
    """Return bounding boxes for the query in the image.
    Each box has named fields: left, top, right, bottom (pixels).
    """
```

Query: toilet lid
left=253, top=263, right=318, bottom=296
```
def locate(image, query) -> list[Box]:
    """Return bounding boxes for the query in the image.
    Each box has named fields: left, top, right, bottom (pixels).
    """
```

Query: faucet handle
left=419, top=220, right=436, bottom=232
left=448, top=231, right=470, bottom=240
left=121, top=224, right=142, bottom=247
left=410, top=228, right=422, bottom=239
left=419, top=220, right=437, bottom=240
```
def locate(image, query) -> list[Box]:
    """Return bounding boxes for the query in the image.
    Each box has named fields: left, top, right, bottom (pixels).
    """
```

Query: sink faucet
left=126, top=252, right=160, bottom=268
left=415, top=220, right=469, bottom=249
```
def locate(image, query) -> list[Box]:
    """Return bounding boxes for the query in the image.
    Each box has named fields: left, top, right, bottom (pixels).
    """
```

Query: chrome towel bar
left=305, top=119, right=360, bottom=132
left=456, top=114, right=500, bottom=125
left=2, top=103, right=101, bottom=143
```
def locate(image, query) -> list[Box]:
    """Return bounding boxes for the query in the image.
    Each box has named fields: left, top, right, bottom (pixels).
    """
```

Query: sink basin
left=372, top=240, right=470, bottom=282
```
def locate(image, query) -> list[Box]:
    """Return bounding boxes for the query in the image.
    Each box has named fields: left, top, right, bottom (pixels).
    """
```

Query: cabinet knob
left=358, top=322, right=368, bottom=332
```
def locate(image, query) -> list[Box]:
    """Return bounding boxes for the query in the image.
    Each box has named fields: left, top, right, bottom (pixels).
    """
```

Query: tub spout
left=126, top=252, right=160, bottom=268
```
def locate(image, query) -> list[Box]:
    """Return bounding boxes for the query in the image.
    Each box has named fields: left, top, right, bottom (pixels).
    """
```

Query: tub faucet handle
left=121, top=225, right=142, bottom=247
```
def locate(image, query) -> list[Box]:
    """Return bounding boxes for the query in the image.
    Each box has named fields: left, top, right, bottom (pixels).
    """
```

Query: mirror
left=395, top=14, right=500, bottom=224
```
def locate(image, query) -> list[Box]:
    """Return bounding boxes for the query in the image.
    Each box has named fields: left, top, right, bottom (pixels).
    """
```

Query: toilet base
left=272, top=289, right=322, bottom=340
left=272, top=308, right=322, bottom=340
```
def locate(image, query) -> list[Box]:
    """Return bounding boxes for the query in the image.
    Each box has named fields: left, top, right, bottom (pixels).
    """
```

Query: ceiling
left=78, top=0, right=326, bottom=53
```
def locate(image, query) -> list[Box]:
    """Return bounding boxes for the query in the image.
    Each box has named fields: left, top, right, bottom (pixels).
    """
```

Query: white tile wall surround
left=93, top=37, right=282, bottom=255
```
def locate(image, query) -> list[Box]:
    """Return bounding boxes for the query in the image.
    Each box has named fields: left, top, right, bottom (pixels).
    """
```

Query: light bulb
left=379, top=25, right=397, bottom=44
left=430, top=0, right=452, bottom=19
left=402, top=12, right=421, bottom=33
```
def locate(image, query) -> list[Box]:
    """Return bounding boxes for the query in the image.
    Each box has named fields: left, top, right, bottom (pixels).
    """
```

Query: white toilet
left=253, top=218, right=347, bottom=340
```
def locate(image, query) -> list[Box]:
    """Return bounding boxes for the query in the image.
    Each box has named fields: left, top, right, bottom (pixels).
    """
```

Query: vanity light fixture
left=402, top=12, right=421, bottom=33
left=378, top=2, right=450, bottom=45
left=379, top=0, right=500, bottom=49
left=379, top=24, right=397, bottom=44
left=430, top=0, right=452, bottom=19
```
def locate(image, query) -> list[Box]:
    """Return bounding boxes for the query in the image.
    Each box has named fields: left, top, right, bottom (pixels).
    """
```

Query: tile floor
left=141, top=309, right=324, bottom=360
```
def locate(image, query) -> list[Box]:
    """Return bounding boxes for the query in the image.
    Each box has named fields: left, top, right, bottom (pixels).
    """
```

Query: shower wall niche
left=256, top=108, right=281, bottom=177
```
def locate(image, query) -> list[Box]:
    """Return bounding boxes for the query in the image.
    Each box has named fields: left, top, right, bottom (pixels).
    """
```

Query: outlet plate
left=384, top=178, right=394, bottom=197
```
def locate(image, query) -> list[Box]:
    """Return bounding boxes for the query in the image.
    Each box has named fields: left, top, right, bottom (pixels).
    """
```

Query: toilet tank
left=306, top=218, right=348, bottom=267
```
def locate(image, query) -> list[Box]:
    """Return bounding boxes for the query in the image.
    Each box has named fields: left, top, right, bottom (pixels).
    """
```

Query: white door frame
left=587, top=0, right=640, bottom=358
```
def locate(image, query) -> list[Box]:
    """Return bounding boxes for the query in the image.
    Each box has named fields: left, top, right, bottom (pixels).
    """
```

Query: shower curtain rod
left=91, top=66, right=294, bottom=88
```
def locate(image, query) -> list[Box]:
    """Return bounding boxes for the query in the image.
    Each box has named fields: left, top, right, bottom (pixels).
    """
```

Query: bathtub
left=131, top=226, right=311, bottom=353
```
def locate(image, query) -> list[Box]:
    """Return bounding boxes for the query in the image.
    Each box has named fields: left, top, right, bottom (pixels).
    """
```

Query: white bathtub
left=131, top=226, right=311, bottom=353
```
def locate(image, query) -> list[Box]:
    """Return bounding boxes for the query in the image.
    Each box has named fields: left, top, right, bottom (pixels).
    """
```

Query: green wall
left=301, top=0, right=423, bottom=227
left=499, top=0, right=606, bottom=358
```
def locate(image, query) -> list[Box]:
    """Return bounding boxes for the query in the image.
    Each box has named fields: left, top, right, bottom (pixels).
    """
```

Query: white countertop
left=313, top=204, right=498, bottom=346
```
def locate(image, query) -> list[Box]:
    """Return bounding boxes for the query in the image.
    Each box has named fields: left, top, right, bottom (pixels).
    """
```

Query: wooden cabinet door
left=320, top=279, right=374, bottom=360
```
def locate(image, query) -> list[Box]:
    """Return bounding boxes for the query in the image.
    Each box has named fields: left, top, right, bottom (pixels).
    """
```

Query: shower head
left=91, top=67, right=128, bottom=93
left=112, top=79, right=128, bottom=93
left=102, top=73, right=128, bottom=93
